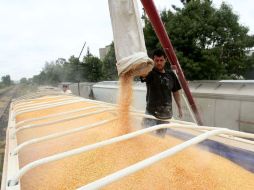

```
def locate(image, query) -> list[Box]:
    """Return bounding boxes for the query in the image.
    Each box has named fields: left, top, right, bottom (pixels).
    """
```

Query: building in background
left=99, top=45, right=111, bottom=60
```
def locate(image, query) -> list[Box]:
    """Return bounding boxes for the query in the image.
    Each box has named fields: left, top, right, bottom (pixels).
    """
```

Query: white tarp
left=108, top=0, right=154, bottom=76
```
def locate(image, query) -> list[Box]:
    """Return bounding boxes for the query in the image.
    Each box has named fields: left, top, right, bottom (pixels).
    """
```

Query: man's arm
left=140, top=71, right=153, bottom=83
left=173, top=90, right=183, bottom=118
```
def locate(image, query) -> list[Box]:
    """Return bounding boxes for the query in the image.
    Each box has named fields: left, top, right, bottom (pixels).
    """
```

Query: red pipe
left=141, top=0, right=203, bottom=125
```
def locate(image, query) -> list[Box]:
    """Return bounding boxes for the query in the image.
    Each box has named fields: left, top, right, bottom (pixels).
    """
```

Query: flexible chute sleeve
left=108, top=0, right=154, bottom=76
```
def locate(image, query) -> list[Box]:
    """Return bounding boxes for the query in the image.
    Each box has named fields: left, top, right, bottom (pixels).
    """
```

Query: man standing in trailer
left=141, top=49, right=183, bottom=136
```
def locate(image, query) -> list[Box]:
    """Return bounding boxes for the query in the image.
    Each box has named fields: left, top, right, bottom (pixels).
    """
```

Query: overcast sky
left=1, top=0, right=254, bottom=81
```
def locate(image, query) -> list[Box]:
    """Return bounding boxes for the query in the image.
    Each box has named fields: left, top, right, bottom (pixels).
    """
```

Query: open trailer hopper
left=1, top=92, right=254, bottom=190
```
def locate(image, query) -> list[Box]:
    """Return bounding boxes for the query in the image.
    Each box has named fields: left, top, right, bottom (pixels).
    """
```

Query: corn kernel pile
left=14, top=95, right=254, bottom=190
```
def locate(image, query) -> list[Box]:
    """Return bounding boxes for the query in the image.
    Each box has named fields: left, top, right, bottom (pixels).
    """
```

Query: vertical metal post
left=78, top=42, right=87, bottom=60
left=141, top=0, right=203, bottom=125
left=77, top=42, right=86, bottom=96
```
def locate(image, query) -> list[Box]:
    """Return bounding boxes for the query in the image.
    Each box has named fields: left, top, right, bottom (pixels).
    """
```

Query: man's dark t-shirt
left=141, top=68, right=181, bottom=119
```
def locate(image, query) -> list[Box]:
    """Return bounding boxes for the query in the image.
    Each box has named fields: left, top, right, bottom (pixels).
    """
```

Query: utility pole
left=78, top=42, right=86, bottom=60
left=77, top=42, right=86, bottom=96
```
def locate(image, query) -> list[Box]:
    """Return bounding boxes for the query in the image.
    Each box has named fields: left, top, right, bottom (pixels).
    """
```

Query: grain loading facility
left=2, top=0, right=254, bottom=189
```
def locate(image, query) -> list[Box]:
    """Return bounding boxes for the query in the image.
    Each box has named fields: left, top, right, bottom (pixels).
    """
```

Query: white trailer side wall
left=68, top=81, right=254, bottom=133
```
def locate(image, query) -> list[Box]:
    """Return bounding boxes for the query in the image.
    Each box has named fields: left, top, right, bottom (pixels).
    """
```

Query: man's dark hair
left=153, top=49, right=166, bottom=58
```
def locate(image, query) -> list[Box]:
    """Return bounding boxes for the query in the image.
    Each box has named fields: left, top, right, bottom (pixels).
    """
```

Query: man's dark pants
left=141, top=114, right=169, bottom=137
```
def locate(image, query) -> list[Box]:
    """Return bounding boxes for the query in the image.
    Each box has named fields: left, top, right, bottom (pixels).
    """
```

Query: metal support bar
left=15, top=97, right=81, bottom=113
left=15, top=105, right=113, bottom=128
left=12, top=118, right=117, bottom=155
left=14, top=97, right=75, bottom=110
left=13, top=95, right=55, bottom=105
left=15, top=105, right=112, bottom=126
left=13, top=108, right=116, bottom=135
left=13, top=93, right=44, bottom=102
left=7, top=124, right=254, bottom=186
left=14, top=95, right=70, bottom=105
left=133, top=112, right=254, bottom=145
left=14, top=99, right=83, bottom=117
left=131, top=112, right=196, bottom=126
left=78, top=129, right=233, bottom=190
left=13, top=94, right=61, bottom=104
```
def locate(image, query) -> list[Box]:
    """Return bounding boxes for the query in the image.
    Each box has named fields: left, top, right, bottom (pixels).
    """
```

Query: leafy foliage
left=82, top=52, right=103, bottom=82
left=20, top=77, right=28, bottom=84
left=143, top=0, right=254, bottom=80
left=101, top=43, right=118, bottom=80
left=31, top=41, right=119, bottom=85
left=1, top=75, right=12, bottom=87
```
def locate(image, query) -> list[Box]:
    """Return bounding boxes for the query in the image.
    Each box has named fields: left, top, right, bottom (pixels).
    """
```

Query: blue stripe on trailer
left=166, top=128, right=254, bottom=173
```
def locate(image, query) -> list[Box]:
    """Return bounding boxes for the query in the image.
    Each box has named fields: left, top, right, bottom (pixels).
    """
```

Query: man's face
left=154, top=55, right=166, bottom=71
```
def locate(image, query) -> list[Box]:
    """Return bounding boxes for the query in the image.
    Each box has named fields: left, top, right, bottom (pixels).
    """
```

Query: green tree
left=143, top=0, right=254, bottom=80
left=64, top=56, right=82, bottom=82
left=20, top=77, right=28, bottom=84
left=42, top=61, right=62, bottom=85
left=1, top=75, right=11, bottom=86
left=101, top=43, right=118, bottom=80
left=32, top=71, right=47, bottom=85
left=83, top=52, right=103, bottom=82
